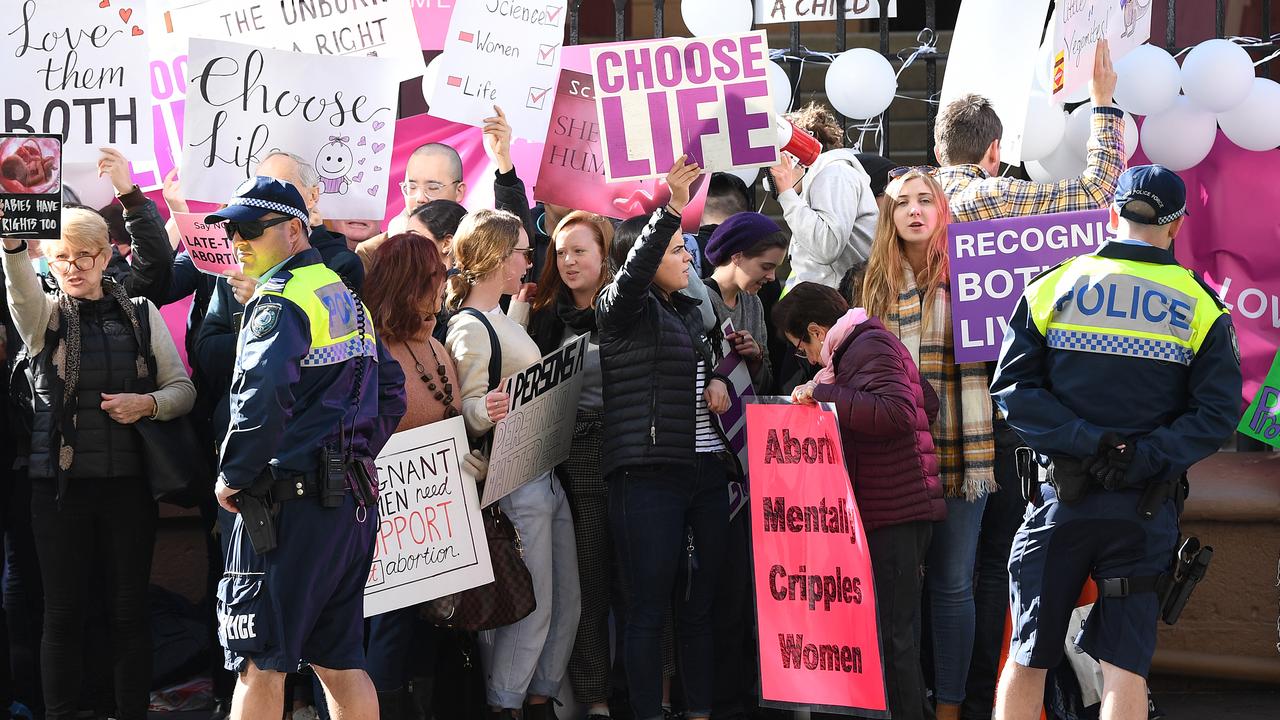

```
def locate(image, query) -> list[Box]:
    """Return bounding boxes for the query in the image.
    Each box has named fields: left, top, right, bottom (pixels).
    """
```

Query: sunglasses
left=511, top=246, right=534, bottom=261
left=888, top=165, right=939, bottom=179
left=225, top=215, right=295, bottom=242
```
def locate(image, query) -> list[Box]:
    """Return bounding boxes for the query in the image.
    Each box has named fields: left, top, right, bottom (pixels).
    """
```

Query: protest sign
left=426, top=0, right=568, bottom=142
left=534, top=68, right=710, bottom=231
left=483, top=334, right=589, bottom=507
left=948, top=209, right=1114, bottom=363
left=125, top=5, right=189, bottom=192
left=748, top=401, right=887, bottom=715
left=591, top=32, right=779, bottom=182
left=365, top=417, right=494, bottom=617
left=941, top=0, right=1048, bottom=162
left=1052, top=0, right=1150, bottom=101
left=717, top=320, right=756, bottom=519
left=1237, top=347, right=1280, bottom=449
left=0, top=135, right=61, bottom=240
left=181, top=38, right=398, bottom=219
left=172, top=212, right=238, bottom=275
left=2, top=0, right=153, bottom=164
left=412, top=0, right=457, bottom=51
left=162, top=0, right=425, bottom=80
left=753, top=0, right=897, bottom=23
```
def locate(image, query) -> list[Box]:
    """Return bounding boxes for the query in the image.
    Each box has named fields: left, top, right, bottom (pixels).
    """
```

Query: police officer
left=209, top=178, right=406, bottom=720
left=990, top=165, right=1241, bottom=720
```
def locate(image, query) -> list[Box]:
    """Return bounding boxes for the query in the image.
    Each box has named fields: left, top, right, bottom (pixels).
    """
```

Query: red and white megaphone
left=775, top=117, right=822, bottom=167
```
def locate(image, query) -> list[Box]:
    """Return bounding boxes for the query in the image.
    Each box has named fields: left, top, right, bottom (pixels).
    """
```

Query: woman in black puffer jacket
left=596, top=158, right=732, bottom=720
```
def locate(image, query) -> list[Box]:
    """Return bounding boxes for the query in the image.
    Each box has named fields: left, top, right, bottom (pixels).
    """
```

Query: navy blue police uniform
left=210, top=178, right=407, bottom=673
left=990, top=166, right=1242, bottom=678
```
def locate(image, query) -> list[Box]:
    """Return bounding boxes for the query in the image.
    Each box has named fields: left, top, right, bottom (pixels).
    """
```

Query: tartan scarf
left=882, top=261, right=995, bottom=500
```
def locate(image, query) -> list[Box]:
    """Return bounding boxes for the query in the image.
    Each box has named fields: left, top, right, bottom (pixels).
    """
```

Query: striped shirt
left=694, top=360, right=727, bottom=453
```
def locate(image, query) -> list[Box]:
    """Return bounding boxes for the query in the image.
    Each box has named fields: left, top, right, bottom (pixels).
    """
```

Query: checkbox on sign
left=526, top=86, right=551, bottom=110
left=447, top=75, right=463, bottom=88
left=544, top=4, right=563, bottom=25
left=458, top=30, right=475, bottom=43
left=537, top=43, right=559, bottom=66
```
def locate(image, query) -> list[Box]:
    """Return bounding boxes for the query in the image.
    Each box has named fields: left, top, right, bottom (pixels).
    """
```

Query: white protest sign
left=427, top=0, right=568, bottom=141
left=173, top=211, right=238, bottom=276
left=753, top=0, right=897, bottom=24
left=163, top=0, right=425, bottom=80
left=483, top=334, right=588, bottom=507
left=181, top=38, right=398, bottom=219
left=591, top=32, right=779, bottom=182
left=940, top=0, right=1049, bottom=163
left=1052, top=0, right=1151, bottom=101
left=365, top=417, right=494, bottom=618
left=2, top=0, right=154, bottom=164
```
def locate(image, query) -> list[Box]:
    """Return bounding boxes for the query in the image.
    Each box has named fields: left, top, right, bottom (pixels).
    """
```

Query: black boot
left=377, top=688, right=404, bottom=720
left=523, top=699, right=562, bottom=720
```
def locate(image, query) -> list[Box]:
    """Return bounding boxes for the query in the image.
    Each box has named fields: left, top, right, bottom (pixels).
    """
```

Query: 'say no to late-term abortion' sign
left=3, top=0, right=154, bottom=164
left=591, top=31, right=779, bottom=182
left=365, top=416, right=494, bottom=618
left=181, top=37, right=399, bottom=221
left=173, top=211, right=237, bottom=276
left=948, top=209, right=1115, bottom=364
left=747, top=401, right=887, bottom=715
left=483, top=334, right=589, bottom=508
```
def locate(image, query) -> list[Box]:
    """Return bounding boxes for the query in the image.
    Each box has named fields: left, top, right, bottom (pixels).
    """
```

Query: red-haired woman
left=509, top=211, right=615, bottom=718
left=361, top=232, right=467, bottom=717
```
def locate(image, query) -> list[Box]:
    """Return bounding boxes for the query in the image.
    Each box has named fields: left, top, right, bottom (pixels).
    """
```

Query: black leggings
left=31, top=477, right=157, bottom=720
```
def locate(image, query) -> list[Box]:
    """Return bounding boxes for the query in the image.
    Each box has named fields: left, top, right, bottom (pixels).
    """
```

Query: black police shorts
left=1007, top=482, right=1179, bottom=678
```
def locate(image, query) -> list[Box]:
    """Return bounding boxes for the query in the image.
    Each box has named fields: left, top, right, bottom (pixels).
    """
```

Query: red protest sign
left=747, top=401, right=887, bottom=715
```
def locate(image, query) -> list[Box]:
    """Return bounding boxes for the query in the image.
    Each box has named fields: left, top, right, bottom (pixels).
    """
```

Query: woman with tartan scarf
left=861, top=167, right=997, bottom=720
left=3, top=206, right=195, bottom=720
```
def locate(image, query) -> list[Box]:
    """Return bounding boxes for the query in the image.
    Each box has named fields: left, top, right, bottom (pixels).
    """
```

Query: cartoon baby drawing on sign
left=1120, top=0, right=1151, bottom=38
left=316, top=136, right=355, bottom=195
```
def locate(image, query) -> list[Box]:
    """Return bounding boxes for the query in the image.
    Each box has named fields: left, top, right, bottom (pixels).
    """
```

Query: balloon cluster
left=1023, top=38, right=1276, bottom=179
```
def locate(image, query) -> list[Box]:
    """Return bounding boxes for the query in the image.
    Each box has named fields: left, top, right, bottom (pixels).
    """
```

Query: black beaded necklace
left=405, top=340, right=458, bottom=417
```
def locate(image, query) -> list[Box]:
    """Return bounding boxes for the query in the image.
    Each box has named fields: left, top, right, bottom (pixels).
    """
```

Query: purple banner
left=948, top=209, right=1114, bottom=364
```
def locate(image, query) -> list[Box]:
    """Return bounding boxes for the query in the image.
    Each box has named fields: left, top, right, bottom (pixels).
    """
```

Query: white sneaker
left=293, top=707, right=320, bottom=720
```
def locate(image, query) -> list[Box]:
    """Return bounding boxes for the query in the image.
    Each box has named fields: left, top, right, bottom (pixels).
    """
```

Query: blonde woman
left=3, top=208, right=195, bottom=720
left=861, top=167, right=995, bottom=720
left=444, top=209, right=581, bottom=720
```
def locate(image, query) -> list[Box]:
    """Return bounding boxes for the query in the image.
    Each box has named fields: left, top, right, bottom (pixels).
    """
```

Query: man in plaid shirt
left=932, top=40, right=1125, bottom=720
left=936, top=40, right=1124, bottom=224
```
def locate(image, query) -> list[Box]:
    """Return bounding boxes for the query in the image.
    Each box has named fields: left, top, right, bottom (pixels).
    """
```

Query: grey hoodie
left=779, top=148, right=879, bottom=290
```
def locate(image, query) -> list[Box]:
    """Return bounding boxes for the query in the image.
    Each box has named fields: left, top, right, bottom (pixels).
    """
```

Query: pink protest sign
left=535, top=69, right=708, bottom=230
left=591, top=32, right=779, bottom=182
left=747, top=401, right=887, bottom=715
left=412, top=0, right=457, bottom=52
left=174, top=212, right=238, bottom=276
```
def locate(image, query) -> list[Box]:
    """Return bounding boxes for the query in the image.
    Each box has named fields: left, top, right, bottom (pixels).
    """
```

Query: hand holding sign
left=666, top=156, right=701, bottom=214
left=97, top=148, right=135, bottom=195
left=1090, top=40, right=1118, bottom=107
left=485, top=386, right=511, bottom=424
left=483, top=106, right=515, bottom=174
left=705, top=378, right=731, bottom=414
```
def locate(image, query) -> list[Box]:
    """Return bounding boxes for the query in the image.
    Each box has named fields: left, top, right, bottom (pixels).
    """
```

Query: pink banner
left=383, top=113, right=543, bottom=229
left=748, top=402, right=887, bottom=715
left=174, top=212, right=237, bottom=276
left=1133, top=131, right=1280, bottom=406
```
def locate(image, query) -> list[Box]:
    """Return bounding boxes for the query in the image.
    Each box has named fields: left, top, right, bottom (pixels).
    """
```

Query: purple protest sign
left=949, top=209, right=1115, bottom=363
left=717, top=319, right=755, bottom=519
left=590, top=32, right=779, bottom=182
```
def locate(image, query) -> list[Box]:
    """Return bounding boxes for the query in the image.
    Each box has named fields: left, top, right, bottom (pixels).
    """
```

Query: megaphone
left=775, top=117, right=822, bottom=167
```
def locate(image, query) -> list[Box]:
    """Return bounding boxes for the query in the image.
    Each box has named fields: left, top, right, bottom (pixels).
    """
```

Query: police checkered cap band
left=227, top=196, right=309, bottom=224
left=1118, top=189, right=1186, bottom=226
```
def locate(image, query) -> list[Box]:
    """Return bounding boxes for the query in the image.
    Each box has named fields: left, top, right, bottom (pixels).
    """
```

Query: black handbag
left=420, top=308, right=535, bottom=630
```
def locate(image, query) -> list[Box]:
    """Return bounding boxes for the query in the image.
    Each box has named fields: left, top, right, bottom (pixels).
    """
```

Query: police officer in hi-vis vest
left=990, top=165, right=1241, bottom=720
left=209, top=177, right=406, bottom=719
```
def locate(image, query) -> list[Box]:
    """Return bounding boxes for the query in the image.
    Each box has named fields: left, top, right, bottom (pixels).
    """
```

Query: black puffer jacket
left=597, top=208, right=724, bottom=477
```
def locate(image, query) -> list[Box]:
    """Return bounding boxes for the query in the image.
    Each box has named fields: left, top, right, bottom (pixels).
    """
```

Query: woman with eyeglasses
left=2, top=208, right=196, bottom=720
left=860, top=167, right=995, bottom=720
left=778, top=281, right=944, bottom=720
left=444, top=209, right=580, bottom=720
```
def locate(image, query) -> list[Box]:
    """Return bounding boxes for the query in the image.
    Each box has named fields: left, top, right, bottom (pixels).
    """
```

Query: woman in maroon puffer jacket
left=773, top=281, right=945, bottom=720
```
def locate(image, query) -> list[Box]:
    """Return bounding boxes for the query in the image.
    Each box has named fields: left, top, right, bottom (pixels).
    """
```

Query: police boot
left=377, top=688, right=404, bottom=720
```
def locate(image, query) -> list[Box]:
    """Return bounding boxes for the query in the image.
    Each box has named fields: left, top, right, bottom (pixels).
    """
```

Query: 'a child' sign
left=591, top=32, right=779, bottom=182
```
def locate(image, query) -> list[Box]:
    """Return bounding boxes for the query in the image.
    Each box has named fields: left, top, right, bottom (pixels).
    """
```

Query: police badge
left=249, top=303, right=281, bottom=338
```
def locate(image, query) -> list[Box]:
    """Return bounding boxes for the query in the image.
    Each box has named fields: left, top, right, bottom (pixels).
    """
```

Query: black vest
left=27, top=297, right=151, bottom=480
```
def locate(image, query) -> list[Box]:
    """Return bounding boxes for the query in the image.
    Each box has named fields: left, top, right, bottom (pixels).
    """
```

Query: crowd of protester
left=0, top=37, right=1135, bottom=720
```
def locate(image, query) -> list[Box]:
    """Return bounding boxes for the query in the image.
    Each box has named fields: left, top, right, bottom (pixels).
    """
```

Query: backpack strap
left=456, top=307, right=503, bottom=391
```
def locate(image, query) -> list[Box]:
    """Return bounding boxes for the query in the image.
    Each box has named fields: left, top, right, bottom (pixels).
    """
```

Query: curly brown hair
left=785, top=102, right=844, bottom=150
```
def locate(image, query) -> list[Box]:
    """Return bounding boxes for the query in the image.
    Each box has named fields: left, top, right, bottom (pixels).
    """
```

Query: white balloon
left=1140, top=96, right=1218, bottom=170
left=1020, top=92, right=1067, bottom=162
left=1036, top=138, right=1087, bottom=181
left=767, top=60, right=792, bottom=115
left=1113, top=44, right=1182, bottom=117
left=1024, top=159, right=1054, bottom=183
left=1217, top=77, right=1280, bottom=151
left=1181, top=38, right=1255, bottom=113
left=825, top=49, right=897, bottom=119
left=682, top=0, right=753, bottom=38
left=1064, top=102, right=1094, bottom=161
left=1122, top=111, right=1139, bottom=161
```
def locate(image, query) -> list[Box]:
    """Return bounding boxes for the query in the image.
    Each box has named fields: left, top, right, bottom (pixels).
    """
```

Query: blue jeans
left=926, top=493, right=987, bottom=705
left=610, top=454, right=729, bottom=720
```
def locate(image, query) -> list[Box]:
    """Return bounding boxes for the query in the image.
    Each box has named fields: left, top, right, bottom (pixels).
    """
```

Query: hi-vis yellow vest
left=259, top=264, right=376, bottom=367
left=1026, top=253, right=1227, bottom=367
